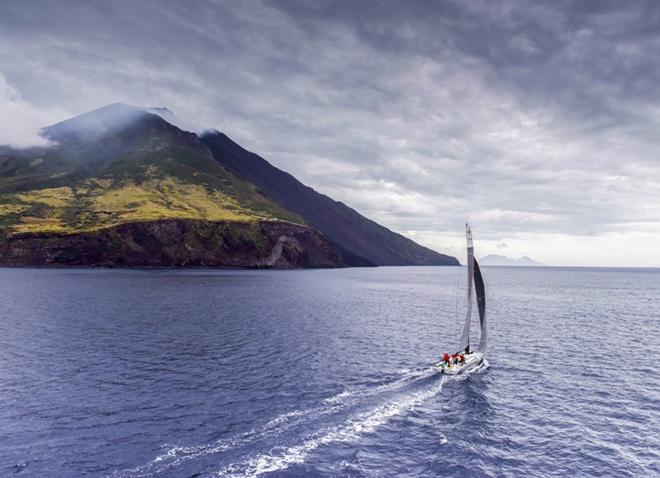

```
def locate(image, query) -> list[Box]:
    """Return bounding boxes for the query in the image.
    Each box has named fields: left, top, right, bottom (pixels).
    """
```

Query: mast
left=458, top=223, right=474, bottom=353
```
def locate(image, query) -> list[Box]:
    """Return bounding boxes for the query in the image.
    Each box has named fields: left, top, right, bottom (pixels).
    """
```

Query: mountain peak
left=41, top=103, right=153, bottom=143
left=40, top=103, right=184, bottom=144
left=144, top=106, right=174, bottom=116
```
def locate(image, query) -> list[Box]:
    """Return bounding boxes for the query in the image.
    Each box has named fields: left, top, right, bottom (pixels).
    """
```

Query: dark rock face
left=200, top=131, right=459, bottom=266
left=0, top=220, right=344, bottom=268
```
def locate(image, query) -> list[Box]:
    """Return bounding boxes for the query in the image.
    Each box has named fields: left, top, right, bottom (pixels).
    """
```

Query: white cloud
left=0, top=72, right=69, bottom=148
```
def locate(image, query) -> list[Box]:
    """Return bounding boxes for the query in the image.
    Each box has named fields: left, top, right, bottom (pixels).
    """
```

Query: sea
left=0, top=266, right=658, bottom=477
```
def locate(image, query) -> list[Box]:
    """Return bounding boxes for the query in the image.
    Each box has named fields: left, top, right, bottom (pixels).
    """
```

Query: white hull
left=436, top=352, right=483, bottom=375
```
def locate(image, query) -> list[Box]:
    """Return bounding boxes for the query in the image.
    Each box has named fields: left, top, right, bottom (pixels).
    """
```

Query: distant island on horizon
left=479, top=254, right=546, bottom=267
left=0, top=103, right=458, bottom=269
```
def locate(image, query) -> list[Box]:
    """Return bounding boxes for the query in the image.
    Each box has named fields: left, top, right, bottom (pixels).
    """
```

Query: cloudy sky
left=1, top=0, right=660, bottom=266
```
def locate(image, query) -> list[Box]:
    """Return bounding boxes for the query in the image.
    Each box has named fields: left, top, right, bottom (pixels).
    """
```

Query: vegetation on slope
left=0, top=177, right=278, bottom=235
left=0, top=106, right=303, bottom=237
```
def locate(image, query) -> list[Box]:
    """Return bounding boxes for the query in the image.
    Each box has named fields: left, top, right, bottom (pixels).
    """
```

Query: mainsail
left=457, top=224, right=487, bottom=354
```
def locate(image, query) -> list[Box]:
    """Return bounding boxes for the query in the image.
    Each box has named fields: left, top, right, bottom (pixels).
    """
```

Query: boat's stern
left=437, top=352, right=483, bottom=375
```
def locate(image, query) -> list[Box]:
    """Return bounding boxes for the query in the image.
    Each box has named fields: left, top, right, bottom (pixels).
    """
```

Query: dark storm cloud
left=1, top=0, right=660, bottom=265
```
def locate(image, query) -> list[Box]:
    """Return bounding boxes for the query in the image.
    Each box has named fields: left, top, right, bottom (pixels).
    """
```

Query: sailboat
left=437, top=223, right=487, bottom=375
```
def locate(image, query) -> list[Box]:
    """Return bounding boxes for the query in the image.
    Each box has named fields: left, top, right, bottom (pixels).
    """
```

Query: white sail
left=458, top=224, right=474, bottom=353
left=456, top=223, right=487, bottom=354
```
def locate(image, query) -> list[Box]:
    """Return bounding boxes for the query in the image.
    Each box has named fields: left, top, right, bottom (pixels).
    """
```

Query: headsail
left=474, top=257, right=487, bottom=353
left=457, top=223, right=487, bottom=354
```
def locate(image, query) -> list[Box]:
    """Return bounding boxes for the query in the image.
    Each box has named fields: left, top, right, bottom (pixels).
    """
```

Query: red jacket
left=443, top=354, right=450, bottom=362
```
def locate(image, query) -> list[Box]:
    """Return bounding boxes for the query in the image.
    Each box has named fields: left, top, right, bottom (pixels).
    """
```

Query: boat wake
left=216, top=375, right=447, bottom=478
left=111, top=364, right=488, bottom=478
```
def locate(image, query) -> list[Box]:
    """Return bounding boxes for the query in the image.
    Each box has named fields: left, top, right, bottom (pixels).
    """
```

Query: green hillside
left=0, top=104, right=302, bottom=238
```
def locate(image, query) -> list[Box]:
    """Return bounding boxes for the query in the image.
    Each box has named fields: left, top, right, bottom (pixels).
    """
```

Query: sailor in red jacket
left=443, top=353, right=450, bottom=365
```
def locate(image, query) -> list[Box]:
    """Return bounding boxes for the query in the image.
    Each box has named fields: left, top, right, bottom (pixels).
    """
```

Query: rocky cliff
left=0, top=219, right=342, bottom=268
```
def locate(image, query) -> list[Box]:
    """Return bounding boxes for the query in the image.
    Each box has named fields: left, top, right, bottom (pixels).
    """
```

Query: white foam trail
left=322, top=389, right=354, bottom=405
left=111, top=369, right=434, bottom=477
left=323, top=368, right=434, bottom=405
left=265, top=369, right=433, bottom=430
left=262, top=368, right=434, bottom=430
left=111, top=438, right=243, bottom=477
left=216, top=376, right=448, bottom=478
left=216, top=363, right=490, bottom=477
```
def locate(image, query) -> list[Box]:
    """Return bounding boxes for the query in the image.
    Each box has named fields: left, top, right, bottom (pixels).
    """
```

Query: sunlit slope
left=0, top=176, right=290, bottom=235
left=0, top=105, right=302, bottom=236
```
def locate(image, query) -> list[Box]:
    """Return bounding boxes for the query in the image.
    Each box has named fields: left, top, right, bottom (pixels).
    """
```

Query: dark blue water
left=1, top=267, right=658, bottom=477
